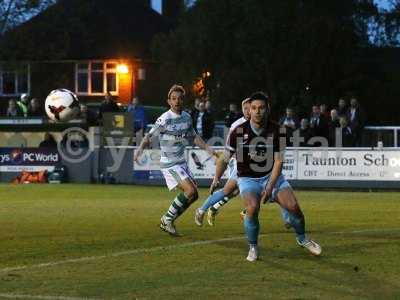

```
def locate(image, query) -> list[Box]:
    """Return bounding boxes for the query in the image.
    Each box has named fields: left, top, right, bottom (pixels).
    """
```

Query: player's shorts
left=237, top=174, right=291, bottom=203
left=227, top=158, right=238, bottom=181
left=161, top=162, right=196, bottom=191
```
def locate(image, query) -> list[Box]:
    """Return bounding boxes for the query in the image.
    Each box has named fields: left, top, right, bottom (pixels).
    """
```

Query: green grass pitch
left=0, top=184, right=399, bottom=300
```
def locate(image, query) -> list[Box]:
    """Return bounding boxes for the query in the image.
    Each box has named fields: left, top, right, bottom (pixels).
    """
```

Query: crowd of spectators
left=5, top=94, right=45, bottom=118
left=210, top=96, right=366, bottom=148
left=2, top=92, right=366, bottom=148
left=278, top=97, right=366, bottom=147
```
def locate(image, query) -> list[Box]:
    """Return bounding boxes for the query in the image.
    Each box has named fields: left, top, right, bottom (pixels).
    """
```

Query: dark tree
left=153, top=0, right=385, bottom=116
left=0, top=0, right=57, bottom=35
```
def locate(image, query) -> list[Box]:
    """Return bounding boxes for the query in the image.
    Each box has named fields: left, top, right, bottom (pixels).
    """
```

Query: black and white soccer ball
left=45, top=89, right=80, bottom=122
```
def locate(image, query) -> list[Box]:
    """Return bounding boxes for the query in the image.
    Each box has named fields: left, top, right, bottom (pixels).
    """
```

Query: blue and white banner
left=133, top=149, right=163, bottom=181
left=187, top=149, right=229, bottom=179
left=0, top=148, right=60, bottom=172
left=133, top=149, right=161, bottom=171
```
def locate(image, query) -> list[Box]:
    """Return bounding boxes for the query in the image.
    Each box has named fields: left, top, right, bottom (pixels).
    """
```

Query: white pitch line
left=0, top=228, right=399, bottom=275
left=0, top=293, right=103, bottom=300
left=0, top=235, right=245, bottom=274
left=330, top=228, right=400, bottom=235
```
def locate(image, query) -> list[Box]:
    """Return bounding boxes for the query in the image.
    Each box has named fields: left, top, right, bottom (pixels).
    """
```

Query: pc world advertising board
left=0, top=148, right=60, bottom=172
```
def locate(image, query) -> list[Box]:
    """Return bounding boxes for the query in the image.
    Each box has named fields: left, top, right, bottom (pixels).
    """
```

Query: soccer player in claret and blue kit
left=210, top=91, right=322, bottom=261
left=195, top=98, right=291, bottom=228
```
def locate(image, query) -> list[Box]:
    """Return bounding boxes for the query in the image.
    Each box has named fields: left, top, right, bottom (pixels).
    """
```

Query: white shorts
left=161, top=163, right=195, bottom=191
left=227, top=158, right=238, bottom=181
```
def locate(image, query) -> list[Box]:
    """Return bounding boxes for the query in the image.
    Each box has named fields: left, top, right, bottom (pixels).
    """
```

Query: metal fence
left=364, top=126, right=399, bottom=148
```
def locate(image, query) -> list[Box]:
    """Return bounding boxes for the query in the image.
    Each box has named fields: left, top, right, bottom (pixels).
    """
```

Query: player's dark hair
left=249, top=91, right=271, bottom=116
left=249, top=91, right=269, bottom=103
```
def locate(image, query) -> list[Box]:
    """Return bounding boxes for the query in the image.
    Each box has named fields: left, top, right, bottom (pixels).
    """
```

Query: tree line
left=152, top=0, right=400, bottom=124
left=1, top=0, right=400, bottom=123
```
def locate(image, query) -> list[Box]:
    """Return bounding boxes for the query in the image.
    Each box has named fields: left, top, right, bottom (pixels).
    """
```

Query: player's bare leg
left=275, top=188, right=321, bottom=255
left=161, top=178, right=198, bottom=236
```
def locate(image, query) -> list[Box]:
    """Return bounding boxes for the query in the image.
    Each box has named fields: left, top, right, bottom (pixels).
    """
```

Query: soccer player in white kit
left=134, top=85, right=216, bottom=236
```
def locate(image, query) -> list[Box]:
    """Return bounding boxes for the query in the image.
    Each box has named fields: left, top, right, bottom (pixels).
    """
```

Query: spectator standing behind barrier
left=127, top=97, right=148, bottom=134
left=79, top=104, right=98, bottom=126
left=6, top=99, right=23, bottom=117
left=61, top=131, right=89, bottom=148
left=320, top=104, right=330, bottom=119
left=190, top=98, right=201, bottom=120
left=347, top=97, right=365, bottom=147
left=279, top=107, right=299, bottom=130
left=28, top=98, right=44, bottom=117
left=339, top=116, right=354, bottom=147
left=205, top=99, right=219, bottom=125
left=205, top=99, right=214, bottom=116
left=224, top=103, right=241, bottom=128
left=98, top=91, right=119, bottom=120
left=328, top=109, right=341, bottom=146
left=279, top=107, right=299, bottom=146
left=192, top=101, right=214, bottom=141
left=39, top=133, right=57, bottom=148
left=310, top=105, right=329, bottom=144
left=336, top=98, right=348, bottom=117
left=298, top=118, right=313, bottom=147
left=17, top=94, right=29, bottom=117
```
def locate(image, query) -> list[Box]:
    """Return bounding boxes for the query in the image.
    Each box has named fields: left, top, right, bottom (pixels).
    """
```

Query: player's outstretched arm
left=134, top=115, right=164, bottom=162
left=134, top=134, right=151, bottom=162
left=194, top=134, right=216, bottom=157
left=210, top=150, right=231, bottom=194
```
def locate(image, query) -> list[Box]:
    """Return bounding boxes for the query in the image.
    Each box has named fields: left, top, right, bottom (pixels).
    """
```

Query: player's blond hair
left=242, top=97, right=251, bottom=107
left=168, top=84, right=186, bottom=99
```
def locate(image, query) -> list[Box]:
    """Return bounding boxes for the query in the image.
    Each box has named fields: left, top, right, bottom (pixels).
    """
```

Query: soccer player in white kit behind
left=134, top=85, right=216, bottom=236
left=194, top=98, right=250, bottom=226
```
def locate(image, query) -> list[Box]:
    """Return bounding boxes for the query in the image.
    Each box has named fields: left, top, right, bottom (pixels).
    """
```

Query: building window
left=75, top=61, right=118, bottom=96
left=0, top=64, right=30, bottom=96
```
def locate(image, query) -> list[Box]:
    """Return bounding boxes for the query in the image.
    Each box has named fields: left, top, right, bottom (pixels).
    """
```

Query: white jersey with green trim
left=227, top=116, right=247, bottom=175
left=149, top=109, right=196, bottom=168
